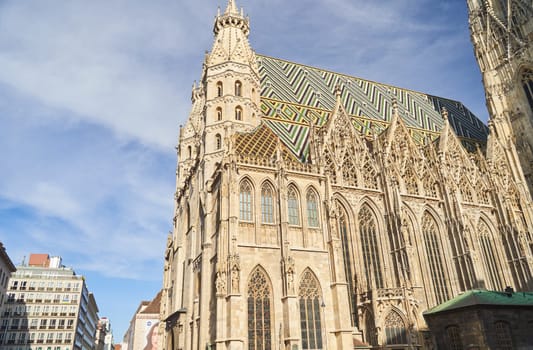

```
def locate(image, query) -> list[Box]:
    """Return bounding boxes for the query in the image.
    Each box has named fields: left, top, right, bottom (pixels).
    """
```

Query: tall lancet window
left=215, top=134, right=222, bottom=150
left=338, top=203, right=357, bottom=325
left=422, top=212, right=449, bottom=305
left=247, top=268, right=272, bottom=350
left=522, top=68, right=533, bottom=113
left=261, top=183, right=275, bottom=224
left=235, top=80, right=242, bottom=97
left=299, top=270, right=323, bottom=350
left=287, top=185, right=300, bottom=225
left=235, top=106, right=243, bottom=121
left=359, top=205, right=383, bottom=289
left=306, top=189, right=319, bottom=228
left=478, top=220, right=503, bottom=290
left=216, top=81, right=223, bottom=97
left=384, top=310, right=407, bottom=345
left=239, top=180, right=253, bottom=222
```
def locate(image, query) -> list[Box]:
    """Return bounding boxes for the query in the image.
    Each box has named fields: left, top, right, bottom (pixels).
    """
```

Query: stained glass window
left=240, top=180, right=253, bottom=221
left=338, top=203, right=357, bottom=325
left=288, top=186, right=300, bottom=225
left=261, top=183, right=275, bottom=224
left=422, top=212, right=449, bottom=305
left=359, top=205, right=383, bottom=289
left=247, top=269, right=272, bottom=350
left=299, top=270, right=323, bottom=350
left=478, top=220, right=503, bottom=290
left=306, top=190, right=319, bottom=227
left=384, top=310, right=407, bottom=345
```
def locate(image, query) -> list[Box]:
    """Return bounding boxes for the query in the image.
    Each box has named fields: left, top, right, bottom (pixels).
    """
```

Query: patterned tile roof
left=256, top=55, right=488, bottom=161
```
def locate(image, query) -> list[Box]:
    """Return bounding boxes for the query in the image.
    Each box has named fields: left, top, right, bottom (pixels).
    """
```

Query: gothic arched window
left=521, top=68, right=533, bottom=113
left=215, top=134, right=222, bottom=150
left=384, top=310, right=407, bottom=345
left=235, top=80, right=242, bottom=97
left=306, top=189, right=319, bottom=228
left=216, top=107, right=223, bottom=121
left=422, top=212, right=449, bottom=305
left=261, top=183, right=275, bottom=224
left=235, top=106, right=243, bottom=121
left=239, top=180, right=253, bottom=222
left=359, top=205, right=383, bottom=289
left=247, top=268, right=272, bottom=350
left=478, top=220, right=503, bottom=290
left=446, top=325, right=463, bottom=350
left=216, top=81, right=223, bottom=97
left=363, top=310, right=378, bottom=346
left=287, top=186, right=300, bottom=226
left=494, top=321, right=513, bottom=350
left=338, top=203, right=357, bottom=325
left=298, top=270, right=323, bottom=350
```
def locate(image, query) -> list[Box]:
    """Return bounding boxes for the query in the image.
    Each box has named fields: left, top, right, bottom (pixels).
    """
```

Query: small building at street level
left=424, top=288, right=533, bottom=349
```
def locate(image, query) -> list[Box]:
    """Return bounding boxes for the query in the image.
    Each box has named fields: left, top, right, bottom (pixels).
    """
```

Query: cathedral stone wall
left=160, top=1, right=533, bottom=349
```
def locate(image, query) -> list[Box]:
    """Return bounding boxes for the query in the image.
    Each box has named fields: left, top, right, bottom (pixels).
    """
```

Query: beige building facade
left=0, top=254, right=100, bottom=350
left=123, top=292, right=161, bottom=350
left=0, top=243, right=16, bottom=310
left=161, top=1, right=533, bottom=349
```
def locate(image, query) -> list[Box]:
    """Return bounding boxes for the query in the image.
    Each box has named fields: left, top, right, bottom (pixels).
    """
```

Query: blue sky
left=0, top=0, right=486, bottom=340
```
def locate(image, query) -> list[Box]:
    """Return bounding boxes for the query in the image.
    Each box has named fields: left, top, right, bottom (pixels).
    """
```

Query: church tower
left=467, top=0, right=533, bottom=196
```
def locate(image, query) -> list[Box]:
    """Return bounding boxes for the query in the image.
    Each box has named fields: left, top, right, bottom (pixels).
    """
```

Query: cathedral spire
left=225, top=0, right=239, bottom=15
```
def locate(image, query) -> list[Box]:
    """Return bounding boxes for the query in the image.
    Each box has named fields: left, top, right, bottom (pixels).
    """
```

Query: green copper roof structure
left=257, top=55, right=488, bottom=161
left=424, top=289, right=533, bottom=315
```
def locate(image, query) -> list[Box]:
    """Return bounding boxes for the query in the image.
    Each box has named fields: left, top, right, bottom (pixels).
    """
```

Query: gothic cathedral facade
left=161, top=1, right=533, bottom=349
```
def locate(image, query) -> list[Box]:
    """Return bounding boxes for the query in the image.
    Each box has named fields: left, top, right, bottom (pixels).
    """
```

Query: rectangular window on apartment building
left=58, top=320, right=65, bottom=329
left=30, top=319, right=38, bottom=329
left=66, top=321, right=73, bottom=329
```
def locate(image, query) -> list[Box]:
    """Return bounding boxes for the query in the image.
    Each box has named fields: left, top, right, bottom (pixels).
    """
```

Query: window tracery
left=459, top=176, right=474, bottom=203
left=287, top=186, right=300, bottom=225
left=261, top=183, right=275, bottom=224
left=422, top=212, right=449, bottom=305
left=384, top=310, right=407, bottom=345
left=449, top=224, right=475, bottom=292
left=247, top=268, right=272, bottom=350
left=337, top=203, right=357, bottom=325
left=240, top=180, right=253, bottom=221
left=306, top=190, right=319, bottom=228
left=363, top=161, right=378, bottom=189
left=359, top=205, right=383, bottom=289
left=342, top=153, right=358, bottom=187
left=478, top=220, right=503, bottom=290
left=422, top=173, right=438, bottom=198
left=403, top=167, right=419, bottom=195
left=298, top=270, right=323, bottom=350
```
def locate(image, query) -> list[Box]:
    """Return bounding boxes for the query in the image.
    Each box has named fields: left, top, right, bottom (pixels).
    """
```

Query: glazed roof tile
left=256, top=55, right=488, bottom=161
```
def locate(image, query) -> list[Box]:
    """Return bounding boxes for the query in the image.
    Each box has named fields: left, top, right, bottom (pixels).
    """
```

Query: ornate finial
left=225, top=0, right=238, bottom=15
left=334, top=85, right=342, bottom=100
left=441, top=107, right=448, bottom=121
left=392, top=97, right=399, bottom=117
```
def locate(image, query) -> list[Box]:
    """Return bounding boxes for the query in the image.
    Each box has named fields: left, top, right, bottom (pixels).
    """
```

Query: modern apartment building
left=0, top=243, right=16, bottom=308
left=0, top=254, right=99, bottom=350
